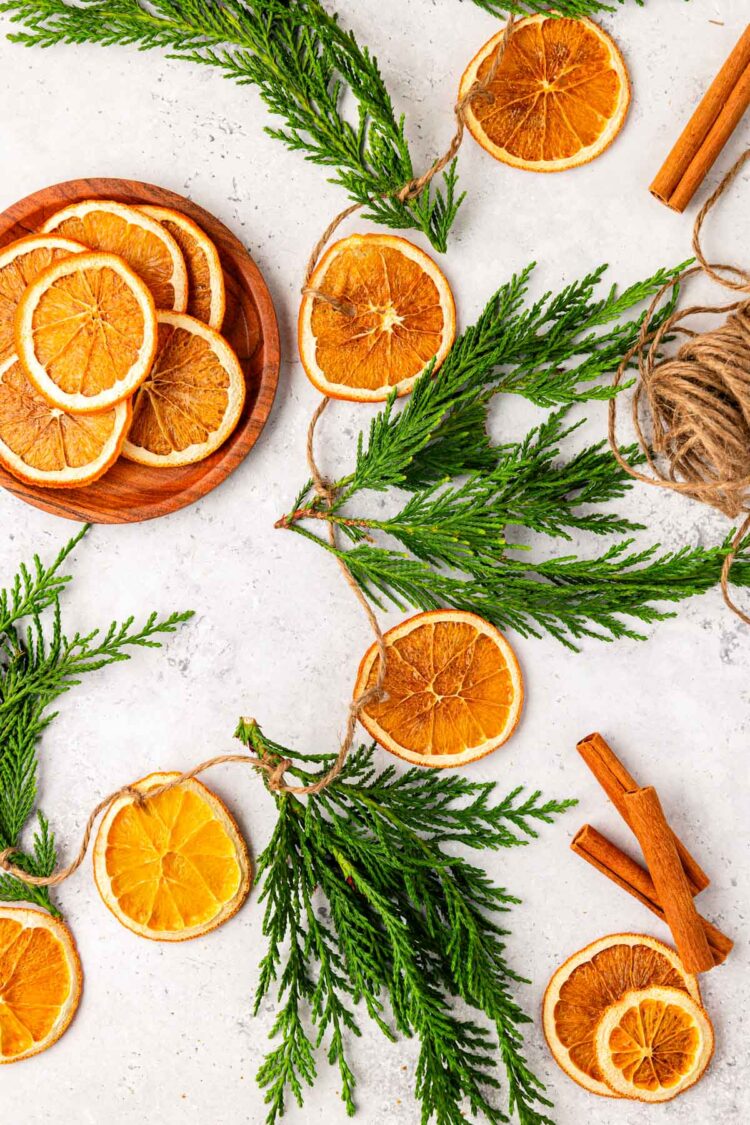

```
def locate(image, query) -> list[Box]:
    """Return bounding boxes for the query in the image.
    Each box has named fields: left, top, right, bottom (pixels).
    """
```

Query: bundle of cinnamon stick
left=572, top=732, right=733, bottom=974
left=651, top=24, right=750, bottom=212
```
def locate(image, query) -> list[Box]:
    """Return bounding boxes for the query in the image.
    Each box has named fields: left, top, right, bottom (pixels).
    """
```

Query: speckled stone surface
left=0, top=2, right=747, bottom=1122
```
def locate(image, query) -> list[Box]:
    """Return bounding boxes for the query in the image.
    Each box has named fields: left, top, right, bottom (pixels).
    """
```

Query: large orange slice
left=298, top=233, right=456, bottom=402
left=15, top=251, right=157, bottom=413
left=354, top=610, right=523, bottom=768
left=122, top=311, right=245, bottom=467
left=0, top=354, right=130, bottom=487
left=460, top=15, right=630, bottom=173
left=0, top=906, right=82, bottom=1064
left=0, top=235, right=86, bottom=361
left=543, top=934, right=701, bottom=1098
left=139, top=205, right=225, bottom=329
left=595, top=986, right=714, bottom=1102
left=93, top=772, right=251, bottom=942
left=42, top=200, right=188, bottom=311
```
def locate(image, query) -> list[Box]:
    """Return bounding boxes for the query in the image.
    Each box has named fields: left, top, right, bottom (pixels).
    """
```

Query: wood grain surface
left=0, top=177, right=280, bottom=523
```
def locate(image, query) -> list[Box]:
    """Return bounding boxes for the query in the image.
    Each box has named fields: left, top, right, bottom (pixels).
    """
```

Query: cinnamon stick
left=651, top=25, right=750, bottom=212
left=623, top=788, right=714, bottom=974
left=571, top=824, right=733, bottom=966
left=576, top=733, right=709, bottom=894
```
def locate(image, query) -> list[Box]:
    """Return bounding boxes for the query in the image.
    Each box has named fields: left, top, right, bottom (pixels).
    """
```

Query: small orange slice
left=0, top=906, right=82, bottom=1063
left=595, top=986, right=714, bottom=1102
left=139, top=205, right=226, bottom=329
left=93, top=772, right=251, bottom=942
left=298, top=233, right=456, bottom=402
left=543, top=934, right=701, bottom=1098
left=354, top=609, right=523, bottom=767
left=15, top=251, right=157, bottom=413
left=0, top=235, right=86, bottom=361
left=42, top=200, right=188, bottom=311
left=0, top=354, right=130, bottom=488
left=460, top=15, right=630, bottom=173
left=122, top=311, right=245, bottom=467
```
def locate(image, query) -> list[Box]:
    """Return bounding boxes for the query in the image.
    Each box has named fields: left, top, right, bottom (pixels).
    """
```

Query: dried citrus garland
left=0, top=198, right=245, bottom=487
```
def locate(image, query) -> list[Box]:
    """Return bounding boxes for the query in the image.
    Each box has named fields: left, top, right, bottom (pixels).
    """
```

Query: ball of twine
left=609, top=147, right=750, bottom=623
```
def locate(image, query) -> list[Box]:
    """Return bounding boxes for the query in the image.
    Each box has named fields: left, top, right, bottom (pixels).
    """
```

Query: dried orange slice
left=122, top=311, right=245, bottom=467
left=354, top=610, right=523, bottom=767
left=460, top=15, right=630, bottom=173
left=42, top=200, right=188, bottom=311
left=0, top=234, right=86, bottom=361
left=93, top=772, right=251, bottom=942
left=0, top=354, right=130, bottom=488
left=595, top=986, right=714, bottom=1102
left=0, top=906, right=82, bottom=1063
left=298, top=233, right=456, bottom=402
left=543, top=934, right=701, bottom=1098
left=139, top=205, right=225, bottom=329
left=15, top=251, right=157, bottom=413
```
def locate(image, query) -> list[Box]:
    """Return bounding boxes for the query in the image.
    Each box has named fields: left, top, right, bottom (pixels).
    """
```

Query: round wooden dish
left=0, top=178, right=280, bottom=523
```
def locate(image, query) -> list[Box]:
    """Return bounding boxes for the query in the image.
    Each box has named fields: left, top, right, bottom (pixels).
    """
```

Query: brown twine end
left=609, top=145, right=750, bottom=623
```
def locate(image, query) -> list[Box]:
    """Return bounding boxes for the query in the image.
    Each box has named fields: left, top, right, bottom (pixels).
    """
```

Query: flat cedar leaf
left=242, top=722, right=575, bottom=1125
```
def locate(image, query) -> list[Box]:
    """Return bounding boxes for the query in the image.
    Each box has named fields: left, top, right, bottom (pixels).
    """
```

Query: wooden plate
left=0, top=178, right=280, bottom=523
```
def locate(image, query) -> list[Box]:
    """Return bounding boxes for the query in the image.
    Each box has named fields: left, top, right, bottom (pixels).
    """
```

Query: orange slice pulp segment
left=0, top=907, right=82, bottom=1064
left=15, top=251, right=157, bottom=413
left=122, top=311, right=245, bottom=467
left=298, top=233, right=456, bottom=402
left=0, top=354, right=130, bottom=487
left=139, top=205, right=225, bottom=330
left=354, top=609, right=523, bottom=768
left=595, top=986, right=714, bottom=1102
left=542, top=933, right=701, bottom=1098
left=0, top=235, right=86, bottom=362
left=93, top=772, right=251, bottom=941
left=42, top=199, right=188, bottom=311
left=460, top=15, right=630, bottom=172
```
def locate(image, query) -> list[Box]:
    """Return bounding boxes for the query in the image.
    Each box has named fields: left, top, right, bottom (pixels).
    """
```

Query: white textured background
left=0, top=1, right=748, bottom=1122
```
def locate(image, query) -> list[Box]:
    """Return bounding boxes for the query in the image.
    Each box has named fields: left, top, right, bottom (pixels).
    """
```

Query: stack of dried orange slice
left=543, top=933, right=715, bottom=1103
left=0, top=199, right=246, bottom=489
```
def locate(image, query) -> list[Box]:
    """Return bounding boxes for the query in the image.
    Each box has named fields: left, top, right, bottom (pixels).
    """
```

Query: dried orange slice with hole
left=460, top=15, right=630, bottom=173
left=139, top=205, right=226, bottom=330
left=122, top=311, right=245, bottom=467
left=354, top=609, right=523, bottom=768
left=0, top=234, right=86, bottom=362
left=0, top=906, right=82, bottom=1064
left=595, top=985, right=714, bottom=1102
left=42, top=200, right=188, bottom=311
left=93, top=772, right=251, bottom=942
left=0, top=354, right=130, bottom=488
left=298, top=233, right=456, bottom=402
left=543, top=933, right=701, bottom=1098
left=15, top=251, right=157, bottom=414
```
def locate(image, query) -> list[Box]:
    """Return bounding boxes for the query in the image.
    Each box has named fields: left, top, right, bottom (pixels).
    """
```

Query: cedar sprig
left=0, top=527, right=192, bottom=914
left=240, top=718, right=574, bottom=1125
left=0, top=0, right=463, bottom=251
left=278, top=261, right=746, bottom=648
left=466, top=0, right=641, bottom=16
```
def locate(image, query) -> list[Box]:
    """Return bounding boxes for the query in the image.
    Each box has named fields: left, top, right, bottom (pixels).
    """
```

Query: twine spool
left=609, top=147, right=750, bottom=623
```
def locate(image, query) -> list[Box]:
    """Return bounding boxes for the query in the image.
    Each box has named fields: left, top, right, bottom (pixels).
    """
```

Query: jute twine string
left=0, top=20, right=523, bottom=894
left=609, top=147, right=750, bottom=624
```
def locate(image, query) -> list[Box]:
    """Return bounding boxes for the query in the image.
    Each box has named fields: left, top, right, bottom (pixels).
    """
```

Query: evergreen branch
left=0, top=530, right=192, bottom=913
left=324, top=262, right=684, bottom=502
left=465, top=0, right=639, bottom=15
left=0, top=0, right=461, bottom=250
left=243, top=721, right=574, bottom=1125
